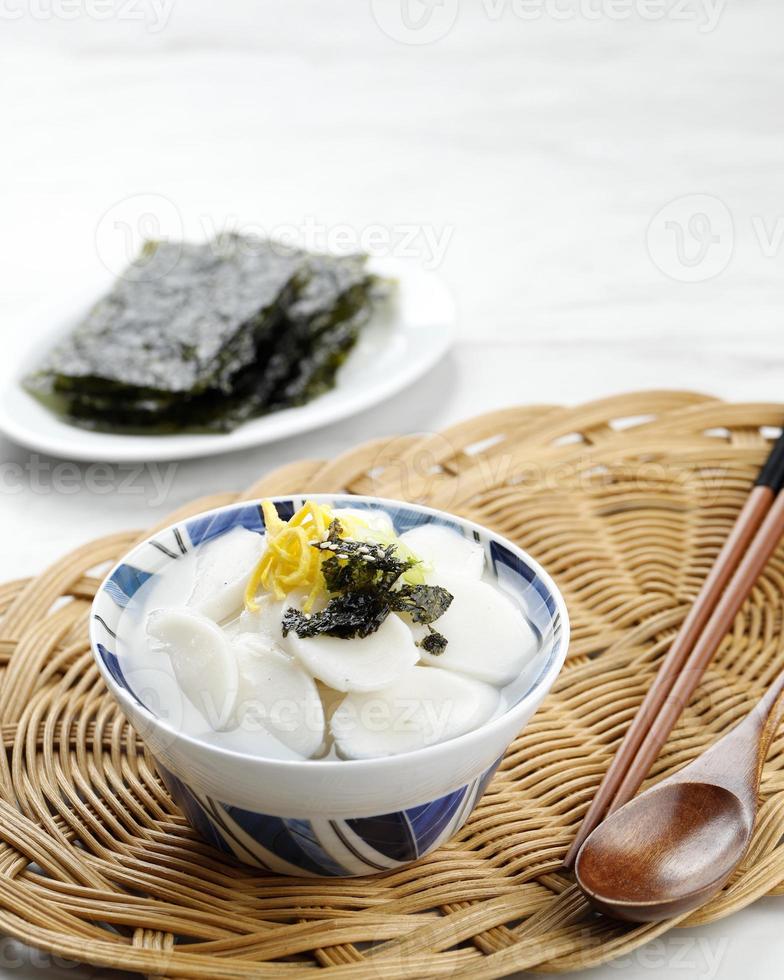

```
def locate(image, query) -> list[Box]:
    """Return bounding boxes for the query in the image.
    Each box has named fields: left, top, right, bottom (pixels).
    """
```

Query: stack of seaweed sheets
left=25, top=234, right=394, bottom=434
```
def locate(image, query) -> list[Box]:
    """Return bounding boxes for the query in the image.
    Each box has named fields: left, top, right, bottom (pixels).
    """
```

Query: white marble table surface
left=1, top=1, right=782, bottom=976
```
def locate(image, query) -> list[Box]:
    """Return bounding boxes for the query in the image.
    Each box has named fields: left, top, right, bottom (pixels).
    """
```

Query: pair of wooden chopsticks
left=564, top=430, right=784, bottom=869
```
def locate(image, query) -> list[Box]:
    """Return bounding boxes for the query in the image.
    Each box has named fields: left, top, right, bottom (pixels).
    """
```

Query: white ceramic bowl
left=90, top=495, right=569, bottom=877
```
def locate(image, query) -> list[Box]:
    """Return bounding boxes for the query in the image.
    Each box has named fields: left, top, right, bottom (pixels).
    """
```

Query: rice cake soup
left=117, top=501, right=541, bottom=761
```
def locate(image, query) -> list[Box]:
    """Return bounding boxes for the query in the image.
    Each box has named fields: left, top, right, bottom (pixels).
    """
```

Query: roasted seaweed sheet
left=25, top=234, right=394, bottom=434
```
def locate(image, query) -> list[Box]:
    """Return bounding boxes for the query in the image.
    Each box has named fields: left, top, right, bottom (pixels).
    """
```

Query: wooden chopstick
left=564, top=431, right=784, bottom=869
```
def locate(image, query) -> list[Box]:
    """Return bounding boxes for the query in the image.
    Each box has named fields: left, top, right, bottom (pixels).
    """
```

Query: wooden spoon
left=574, top=667, right=784, bottom=922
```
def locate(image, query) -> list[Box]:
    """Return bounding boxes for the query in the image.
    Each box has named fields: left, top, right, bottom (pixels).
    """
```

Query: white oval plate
left=0, top=258, right=453, bottom=462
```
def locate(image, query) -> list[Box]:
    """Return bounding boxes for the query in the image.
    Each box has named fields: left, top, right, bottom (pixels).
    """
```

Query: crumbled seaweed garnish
left=388, top=584, right=453, bottom=624
left=418, top=629, right=448, bottom=656
left=282, top=591, right=390, bottom=640
left=282, top=521, right=454, bottom=645
left=315, top=522, right=415, bottom=593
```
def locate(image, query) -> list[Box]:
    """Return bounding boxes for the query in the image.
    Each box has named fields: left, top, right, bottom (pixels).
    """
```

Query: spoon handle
left=746, top=667, right=784, bottom=767
left=673, top=666, right=784, bottom=804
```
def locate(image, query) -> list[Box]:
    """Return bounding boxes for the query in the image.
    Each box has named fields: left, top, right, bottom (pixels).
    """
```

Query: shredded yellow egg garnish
left=244, top=500, right=366, bottom=613
left=244, top=499, right=426, bottom=614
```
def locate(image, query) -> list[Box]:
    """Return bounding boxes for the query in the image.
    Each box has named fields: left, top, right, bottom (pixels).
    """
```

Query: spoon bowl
left=575, top=781, right=753, bottom=921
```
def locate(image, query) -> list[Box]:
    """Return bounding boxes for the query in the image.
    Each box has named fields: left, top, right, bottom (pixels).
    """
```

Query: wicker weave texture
left=1, top=390, right=783, bottom=978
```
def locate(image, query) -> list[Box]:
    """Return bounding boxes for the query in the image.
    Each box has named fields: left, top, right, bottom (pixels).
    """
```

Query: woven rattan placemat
left=1, top=390, right=784, bottom=978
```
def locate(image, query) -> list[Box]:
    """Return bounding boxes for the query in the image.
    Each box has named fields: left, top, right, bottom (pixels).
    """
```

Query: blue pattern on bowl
left=91, top=495, right=567, bottom=877
left=157, top=756, right=503, bottom=877
left=105, top=564, right=153, bottom=608
left=187, top=501, right=271, bottom=548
